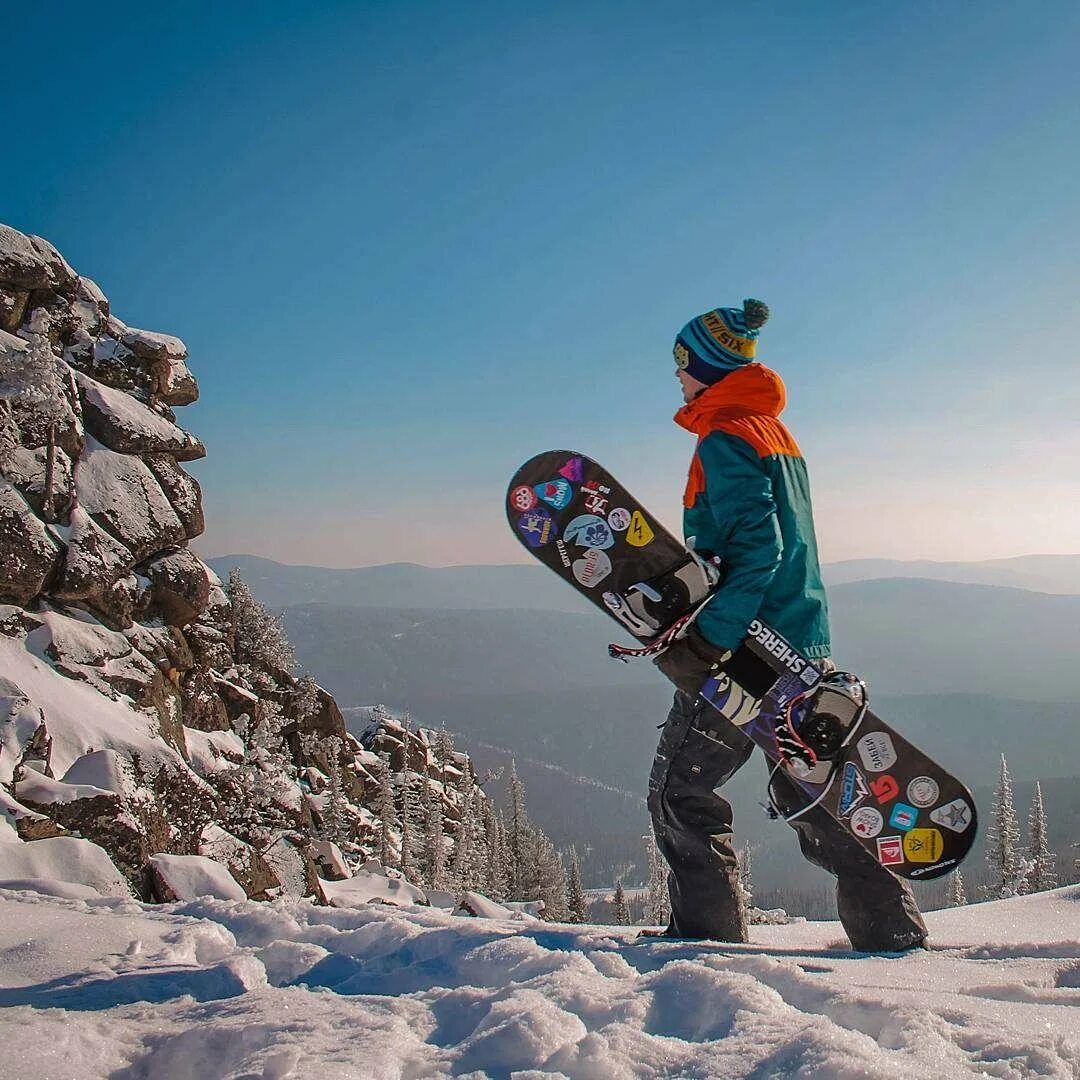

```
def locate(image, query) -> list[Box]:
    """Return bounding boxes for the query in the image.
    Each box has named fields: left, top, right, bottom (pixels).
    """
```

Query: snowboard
left=507, top=450, right=977, bottom=881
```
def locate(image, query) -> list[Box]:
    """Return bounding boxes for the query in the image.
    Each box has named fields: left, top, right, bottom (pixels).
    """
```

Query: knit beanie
left=674, top=299, right=770, bottom=385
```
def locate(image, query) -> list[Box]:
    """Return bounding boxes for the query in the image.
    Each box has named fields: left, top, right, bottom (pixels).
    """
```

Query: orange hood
left=674, top=363, right=787, bottom=437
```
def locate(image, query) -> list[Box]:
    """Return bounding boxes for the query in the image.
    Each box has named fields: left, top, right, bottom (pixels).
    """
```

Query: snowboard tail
left=507, top=450, right=977, bottom=881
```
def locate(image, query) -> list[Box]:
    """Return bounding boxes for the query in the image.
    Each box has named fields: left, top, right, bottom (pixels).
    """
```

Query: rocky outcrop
left=0, top=222, right=489, bottom=910
left=0, top=481, right=60, bottom=604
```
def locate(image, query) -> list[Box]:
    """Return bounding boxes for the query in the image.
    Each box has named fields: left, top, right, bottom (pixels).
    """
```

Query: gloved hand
left=653, top=625, right=732, bottom=696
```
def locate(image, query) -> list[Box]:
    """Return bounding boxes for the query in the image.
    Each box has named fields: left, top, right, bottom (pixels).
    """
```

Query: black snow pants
left=647, top=690, right=928, bottom=950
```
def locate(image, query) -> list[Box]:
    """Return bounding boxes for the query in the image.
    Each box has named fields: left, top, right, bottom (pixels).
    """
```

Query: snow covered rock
left=0, top=481, right=60, bottom=605
left=119, top=324, right=187, bottom=363
left=0, top=835, right=132, bottom=897
left=53, top=505, right=134, bottom=603
left=75, top=438, right=185, bottom=565
left=0, top=327, right=82, bottom=456
left=142, top=548, right=210, bottom=627
left=76, top=372, right=205, bottom=461
left=0, top=224, right=76, bottom=292
left=310, top=840, right=350, bottom=881
left=147, top=853, right=247, bottom=902
left=318, top=867, right=427, bottom=909
left=454, top=891, right=518, bottom=919
left=198, top=824, right=280, bottom=899
left=0, top=788, right=66, bottom=842
left=2, top=442, right=74, bottom=522
left=144, top=452, right=204, bottom=539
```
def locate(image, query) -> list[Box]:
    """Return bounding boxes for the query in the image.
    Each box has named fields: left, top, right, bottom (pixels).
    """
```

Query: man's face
left=677, top=368, right=709, bottom=404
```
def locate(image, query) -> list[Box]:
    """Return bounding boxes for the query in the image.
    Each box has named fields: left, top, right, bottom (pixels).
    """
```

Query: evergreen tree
left=735, top=843, right=754, bottom=921
left=489, top=809, right=512, bottom=901
left=644, top=834, right=670, bottom=928
left=399, top=770, right=417, bottom=883
left=372, top=753, right=399, bottom=869
left=507, top=759, right=529, bottom=899
left=566, top=846, right=588, bottom=924
left=1023, top=780, right=1057, bottom=893
left=983, top=754, right=1023, bottom=899
left=948, top=868, right=967, bottom=907
left=422, top=769, right=447, bottom=890
left=611, top=880, right=631, bottom=926
left=537, top=835, right=567, bottom=921
left=482, top=800, right=508, bottom=901
left=292, top=674, right=322, bottom=724
left=320, top=736, right=348, bottom=847
left=227, top=569, right=296, bottom=675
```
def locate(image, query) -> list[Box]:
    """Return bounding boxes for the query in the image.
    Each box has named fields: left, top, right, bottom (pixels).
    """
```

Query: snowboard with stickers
left=507, top=450, right=977, bottom=881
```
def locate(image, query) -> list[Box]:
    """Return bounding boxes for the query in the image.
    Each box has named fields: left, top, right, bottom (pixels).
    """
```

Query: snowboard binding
left=608, top=552, right=721, bottom=660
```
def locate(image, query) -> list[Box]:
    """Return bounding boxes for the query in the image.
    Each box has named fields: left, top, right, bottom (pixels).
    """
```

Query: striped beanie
left=674, top=299, right=770, bottom=385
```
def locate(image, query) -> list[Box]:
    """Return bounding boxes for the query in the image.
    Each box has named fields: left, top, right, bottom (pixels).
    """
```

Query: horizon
left=200, top=549, right=1080, bottom=572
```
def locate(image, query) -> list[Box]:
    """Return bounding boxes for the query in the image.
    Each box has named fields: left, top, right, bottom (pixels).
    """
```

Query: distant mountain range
left=212, top=553, right=1080, bottom=896
left=208, top=552, right=1080, bottom=609
left=823, top=554, right=1080, bottom=594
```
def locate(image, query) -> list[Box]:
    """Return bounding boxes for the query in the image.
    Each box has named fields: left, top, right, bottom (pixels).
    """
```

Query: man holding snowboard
left=649, top=299, right=927, bottom=951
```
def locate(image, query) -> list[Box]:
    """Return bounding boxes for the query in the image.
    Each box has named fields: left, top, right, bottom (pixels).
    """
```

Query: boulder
left=147, top=853, right=246, bottom=902
left=54, top=506, right=134, bottom=602
left=0, top=287, right=29, bottom=332
left=0, top=789, right=67, bottom=841
left=310, top=840, right=350, bottom=881
left=152, top=357, right=199, bottom=406
left=179, top=669, right=231, bottom=732
left=0, top=328, right=82, bottom=456
left=199, top=824, right=281, bottom=899
left=0, top=835, right=132, bottom=898
left=120, top=324, right=188, bottom=363
left=0, top=225, right=77, bottom=292
left=1, top=443, right=73, bottom=522
left=142, top=548, right=211, bottom=627
left=76, top=372, right=205, bottom=461
left=144, top=453, right=204, bottom=539
left=0, top=481, right=60, bottom=604
left=75, top=438, right=185, bottom=563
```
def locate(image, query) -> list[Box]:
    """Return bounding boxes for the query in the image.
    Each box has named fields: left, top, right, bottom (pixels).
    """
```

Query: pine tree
left=611, top=880, right=631, bottom=926
left=227, top=569, right=296, bottom=675
left=373, top=753, right=399, bottom=869
left=984, top=754, right=1023, bottom=899
left=948, top=868, right=967, bottom=907
left=537, top=836, right=567, bottom=922
left=566, top=846, right=588, bottom=924
left=644, top=834, right=670, bottom=928
left=488, top=809, right=512, bottom=901
left=320, top=736, right=348, bottom=847
left=735, top=843, right=754, bottom=922
left=507, top=759, right=529, bottom=899
left=1023, top=780, right=1057, bottom=894
left=292, top=673, right=321, bottom=724
left=399, top=770, right=417, bottom=883
left=422, top=769, right=447, bottom=890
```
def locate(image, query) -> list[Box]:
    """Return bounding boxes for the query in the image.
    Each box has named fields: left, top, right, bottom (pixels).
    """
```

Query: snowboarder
left=649, top=299, right=928, bottom=951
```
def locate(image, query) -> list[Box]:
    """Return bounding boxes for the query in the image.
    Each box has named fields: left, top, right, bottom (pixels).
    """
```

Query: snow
left=0, top=883, right=1077, bottom=1079
left=75, top=371, right=201, bottom=457
left=318, top=868, right=427, bottom=908
left=148, top=854, right=247, bottom=901
left=0, top=624, right=182, bottom=779
left=184, top=726, right=245, bottom=775
left=61, top=748, right=135, bottom=795
left=0, top=837, right=131, bottom=898
left=13, top=769, right=114, bottom=805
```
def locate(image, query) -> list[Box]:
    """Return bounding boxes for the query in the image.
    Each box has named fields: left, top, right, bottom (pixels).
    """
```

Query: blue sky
left=6, top=2, right=1080, bottom=566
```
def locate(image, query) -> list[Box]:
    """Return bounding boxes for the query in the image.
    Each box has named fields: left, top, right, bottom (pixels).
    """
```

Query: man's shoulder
left=699, top=417, right=802, bottom=462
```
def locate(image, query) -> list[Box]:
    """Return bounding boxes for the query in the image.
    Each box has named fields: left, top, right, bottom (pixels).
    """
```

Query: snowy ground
left=2, top=885, right=1078, bottom=1080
